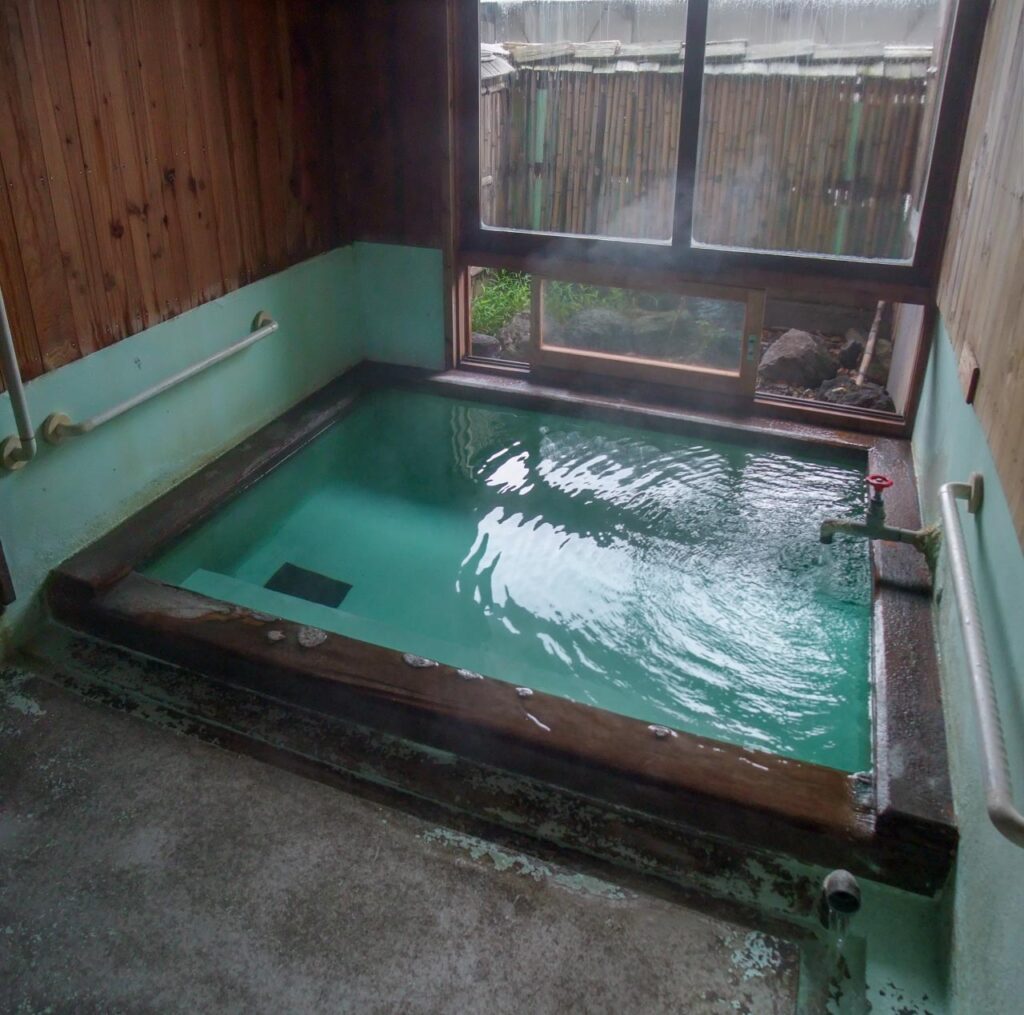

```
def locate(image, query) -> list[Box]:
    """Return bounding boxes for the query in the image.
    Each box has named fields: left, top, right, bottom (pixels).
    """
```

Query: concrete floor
left=0, top=666, right=802, bottom=1014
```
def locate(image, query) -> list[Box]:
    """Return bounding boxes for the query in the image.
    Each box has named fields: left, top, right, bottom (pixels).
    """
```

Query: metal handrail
left=41, top=311, right=278, bottom=445
left=940, top=473, right=1024, bottom=848
left=1, top=282, right=38, bottom=471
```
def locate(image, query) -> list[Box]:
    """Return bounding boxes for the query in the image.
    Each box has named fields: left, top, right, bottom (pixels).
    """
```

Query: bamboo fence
left=480, top=57, right=931, bottom=259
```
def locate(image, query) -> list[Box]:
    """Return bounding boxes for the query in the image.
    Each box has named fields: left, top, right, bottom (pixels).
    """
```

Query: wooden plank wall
left=937, top=0, right=1024, bottom=545
left=0, top=0, right=341, bottom=387
left=328, top=0, right=448, bottom=250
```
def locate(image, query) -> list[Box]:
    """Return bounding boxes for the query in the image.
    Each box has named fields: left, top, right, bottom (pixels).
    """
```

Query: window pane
left=542, top=280, right=746, bottom=372
left=693, top=0, right=955, bottom=262
left=755, top=296, right=924, bottom=415
left=469, top=267, right=532, bottom=361
left=479, top=1, right=686, bottom=241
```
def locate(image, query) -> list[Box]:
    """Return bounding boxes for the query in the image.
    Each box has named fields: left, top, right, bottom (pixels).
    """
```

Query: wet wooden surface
left=869, top=439, right=956, bottom=856
left=51, top=373, right=362, bottom=593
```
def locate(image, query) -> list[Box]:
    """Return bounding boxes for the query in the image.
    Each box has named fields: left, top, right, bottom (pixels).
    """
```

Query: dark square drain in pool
left=265, top=563, right=352, bottom=608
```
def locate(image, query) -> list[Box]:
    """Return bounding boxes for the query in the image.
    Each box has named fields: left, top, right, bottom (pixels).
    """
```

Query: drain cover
left=265, top=563, right=352, bottom=608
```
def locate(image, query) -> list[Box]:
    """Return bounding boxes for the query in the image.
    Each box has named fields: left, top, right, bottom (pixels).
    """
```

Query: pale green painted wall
left=914, top=319, right=1024, bottom=1014
left=0, top=241, right=448, bottom=650
left=354, top=242, right=446, bottom=370
left=0, top=248, right=362, bottom=646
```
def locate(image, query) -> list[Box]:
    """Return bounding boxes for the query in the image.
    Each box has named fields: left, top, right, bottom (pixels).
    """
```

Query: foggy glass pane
left=478, top=1, right=687, bottom=241
left=542, top=280, right=745, bottom=372
left=693, top=0, right=955, bottom=262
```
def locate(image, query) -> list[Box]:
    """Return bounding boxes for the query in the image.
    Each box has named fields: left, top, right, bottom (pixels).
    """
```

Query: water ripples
left=152, top=389, right=872, bottom=772
left=447, top=396, right=871, bottom=770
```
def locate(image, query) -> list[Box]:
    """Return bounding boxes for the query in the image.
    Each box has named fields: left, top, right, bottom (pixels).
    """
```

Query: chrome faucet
left=820, top=474, right=940, bottom=566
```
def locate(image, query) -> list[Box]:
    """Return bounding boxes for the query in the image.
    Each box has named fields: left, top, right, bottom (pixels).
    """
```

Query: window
left=456, top=1, right=985, bottom=426
left=534, top=276, right=762, bottom=395
left=692, top=0, right=956, bottom=263
left=479, top=1, right=687, bottom=242
left=467, top=266, right=930, bottom=418
left=755, top=295, right=930, bottom=416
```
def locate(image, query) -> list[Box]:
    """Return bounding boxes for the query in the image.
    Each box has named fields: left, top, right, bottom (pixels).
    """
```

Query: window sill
left=454, top=360, right=909, bottom=438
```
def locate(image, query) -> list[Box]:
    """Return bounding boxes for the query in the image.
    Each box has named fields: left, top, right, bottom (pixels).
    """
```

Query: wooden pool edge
left=46, top=362, right=956, bottom=895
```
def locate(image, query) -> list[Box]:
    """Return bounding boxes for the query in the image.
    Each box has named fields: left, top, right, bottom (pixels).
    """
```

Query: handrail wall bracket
left=0, top=434, right=32, bottom=472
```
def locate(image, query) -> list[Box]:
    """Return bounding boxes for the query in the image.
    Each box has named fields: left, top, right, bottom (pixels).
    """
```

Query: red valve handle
left=866, top=474, right=894, bottom=494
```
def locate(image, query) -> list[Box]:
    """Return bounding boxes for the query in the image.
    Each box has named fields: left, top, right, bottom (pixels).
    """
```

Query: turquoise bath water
left=144, top=389, right=871, bottom=771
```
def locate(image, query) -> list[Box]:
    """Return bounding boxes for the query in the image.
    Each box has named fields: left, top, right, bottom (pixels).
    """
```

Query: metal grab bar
left=42, top=311, right=277, bottom=444
left=940, top=473, right=1024, bottom=848
left=1, top=283, right=38, bottom=472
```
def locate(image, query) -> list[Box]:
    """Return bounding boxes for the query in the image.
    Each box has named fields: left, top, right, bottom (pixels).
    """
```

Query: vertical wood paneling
left=331, top=0, right=448, bottom=249
left=173, top=0, right=240, bottom=297
left=127, top=0, right=200, bottom=314
left=288, top=0, right=335, bottom=256
left=0, top=154, right=43, bottom=380
left=0, top=0, right=341, bottom=388
left=937, top=0, right=1024, bottom=546
left=0, top=3, right=79, bottom=370
left=87, top=0, right=163, bottom=331
left=38, top=0, right=127, bottom=348
left=17, top=2, right=99, bottom=360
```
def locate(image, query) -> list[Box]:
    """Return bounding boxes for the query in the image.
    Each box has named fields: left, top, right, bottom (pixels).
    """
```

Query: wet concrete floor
left=1, top=665, right=800, bottom=1013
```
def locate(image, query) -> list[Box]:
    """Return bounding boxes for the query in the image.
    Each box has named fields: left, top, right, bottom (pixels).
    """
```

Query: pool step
left=180, top=567, right=476, bottom=671
left=263, top=561, right=353, bottom=607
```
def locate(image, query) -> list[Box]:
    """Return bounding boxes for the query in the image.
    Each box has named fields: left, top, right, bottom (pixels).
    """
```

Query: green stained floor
left=144, top=388, right=871, bottom=771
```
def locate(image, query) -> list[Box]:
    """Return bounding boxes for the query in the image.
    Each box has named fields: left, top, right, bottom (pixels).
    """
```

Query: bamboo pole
left=557, top=71, right=573, bottom=232
left=615, top=76, right=634, bottom=232
left=665, top=73, right=682, bottom=238
left=869, top=79, right=893, bottom=254
left=755, top=75, right=775, bottom=248
left=702, top=74, right=727, bottom=243
left=855, top=300, right=886, bottom=386
left=569, top=72, right=585, bottom=233
left=663, top=73, right=679, bottom=236
left=600, top=72, right=619, bottom=235
left=582, top=73, right=599, bottom=234
left=789, top=76, right=818, bottom=250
